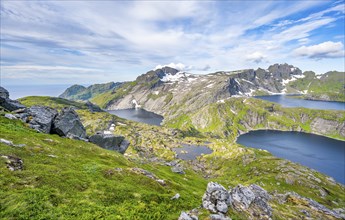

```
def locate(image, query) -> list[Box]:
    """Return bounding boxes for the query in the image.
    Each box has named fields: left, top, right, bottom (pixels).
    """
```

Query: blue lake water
left=172, top=144, right=213, bottom=160
left=2, top=84, right=71, bottom=100
left=254, top=95, right=345, bottom=111
left=108, top=109, right=164, bottom=126
left=237, top=130, right=345, bottom=184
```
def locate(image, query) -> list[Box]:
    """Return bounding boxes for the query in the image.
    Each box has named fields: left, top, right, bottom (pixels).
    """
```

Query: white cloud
left=294, top=41, right=344, bottom=59
left=246, top=52, right=267, bottom=63
left=0, top=1, right=344, bottom=84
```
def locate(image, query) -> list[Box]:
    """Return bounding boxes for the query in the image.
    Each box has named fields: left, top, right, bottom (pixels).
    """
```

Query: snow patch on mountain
left=160, top=71, right=189, bottom=82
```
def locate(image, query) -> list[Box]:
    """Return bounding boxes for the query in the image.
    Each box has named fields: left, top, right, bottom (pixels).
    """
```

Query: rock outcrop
left=202, top=182, right=231, bottom=214
left=229, top=184, right=272, bottom=219
left=26, top=106, right=58, bottom=133
left=178, top=211, right=198, bottom=220
left=311, top=118, right=345, bottom=137
left=52, top=107, right=87, bottom=139
left=274, top=192, right=344, bottom=219
left=0, top=86, right=25, bottom=111
left=89, top=133, right=129, bottom=153
left=202, top=182, right=272, bottom=219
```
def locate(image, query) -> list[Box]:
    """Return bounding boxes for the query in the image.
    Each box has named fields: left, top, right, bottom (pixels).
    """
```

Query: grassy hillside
left=289, top=71, right=345, bottom=102
left=18, top=96, right=88, bottom=110
left=165, top=97, right=345, bottom=141
left=1, top=96, right=344, bottom=219
left=59, top=82, right=123, bottom=101
left=91, top=81, right=137, bottom=109
left=0, top=116, right=206, bottom=219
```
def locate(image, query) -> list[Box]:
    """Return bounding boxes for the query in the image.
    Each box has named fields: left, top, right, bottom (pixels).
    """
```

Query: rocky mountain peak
left=267, top=63, right=302, bottom=78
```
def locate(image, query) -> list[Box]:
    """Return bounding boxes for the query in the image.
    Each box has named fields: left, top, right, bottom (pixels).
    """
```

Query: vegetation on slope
left=165, top=97, right=345, bottom=141
left=18, top=96, right=89, bottom=110
left=59, top=82, right=123, bottom=101
left=2, top=96, right=344, bottom=219
left=289, top=71, right=345, bottom=102
left=0, top=116, right=206, bottom=219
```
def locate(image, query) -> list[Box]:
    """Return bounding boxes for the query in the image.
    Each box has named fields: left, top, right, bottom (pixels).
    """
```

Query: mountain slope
left=59, top=82, right=123, bottom=101
left=1, top=97, right=345, bottom=219
left=59, top=64, right=344, bottom=118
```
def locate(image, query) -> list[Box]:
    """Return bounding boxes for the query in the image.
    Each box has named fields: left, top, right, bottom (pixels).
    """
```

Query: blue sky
left=1, top=0, right=344, bottom=85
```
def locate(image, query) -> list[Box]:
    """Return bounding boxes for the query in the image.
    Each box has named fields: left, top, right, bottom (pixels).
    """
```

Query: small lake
left=172, top=144, right=213, bottom=160
left=254, top=95, right=344, bottom=111
left=237, top=130, right=345, bottom=184
left=107, top=108, right=163, bottom=126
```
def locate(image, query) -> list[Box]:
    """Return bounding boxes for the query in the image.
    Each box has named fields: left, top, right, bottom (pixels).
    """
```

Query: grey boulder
left=229, top=184, right=272, bottom=219
left=89, top=133, right=129, bottom=153
left=0, top=86, right=25, bottom=111
left=52, top=107, right=86, bottom=139
left=178, top=212, right=198, bottom=220
left=202, top=182, right=231, bottom=214
left=26, top=106, right=58, bottom=133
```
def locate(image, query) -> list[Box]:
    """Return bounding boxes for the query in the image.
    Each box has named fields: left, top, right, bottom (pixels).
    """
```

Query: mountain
left=59, top=82, right=123, bottom=101
left=59, top=64, right=344, bottom=119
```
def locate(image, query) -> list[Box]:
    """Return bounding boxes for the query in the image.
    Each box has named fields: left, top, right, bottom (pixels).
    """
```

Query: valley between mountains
left=1, top=63, right=345, bottom=219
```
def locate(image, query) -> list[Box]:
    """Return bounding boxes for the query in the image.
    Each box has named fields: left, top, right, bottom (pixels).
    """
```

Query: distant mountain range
left=60, top=64, right=345, bottom=117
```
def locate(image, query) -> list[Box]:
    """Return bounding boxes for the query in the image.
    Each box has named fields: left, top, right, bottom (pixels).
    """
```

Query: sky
left=0, top=0, right=344, bottom=85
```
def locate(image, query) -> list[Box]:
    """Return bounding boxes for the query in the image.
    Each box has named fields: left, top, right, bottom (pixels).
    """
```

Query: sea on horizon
left=1, top=84, right=72, bottom=100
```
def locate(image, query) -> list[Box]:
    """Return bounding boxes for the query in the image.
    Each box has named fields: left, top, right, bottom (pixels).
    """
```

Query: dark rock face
left=0, top=86, right=26, bottom=111
left=27, top=106, right=58, bottom=133
left=52, top=107, right=87, bottom=139
left=89, top=133, right=129, bottom=153
left=227, top=63, right=303, bottom=96
left=0, top=86, right=10, bottom=99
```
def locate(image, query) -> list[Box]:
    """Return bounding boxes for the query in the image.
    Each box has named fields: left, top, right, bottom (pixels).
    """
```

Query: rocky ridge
left=1, top=86, right=130, bottom=154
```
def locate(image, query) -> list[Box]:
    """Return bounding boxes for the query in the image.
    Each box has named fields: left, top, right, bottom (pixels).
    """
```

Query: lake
left=254, top=95, right=344, bottom=111
left=237, top=130, right=345, bottom=184
left=172, top=144, right=213, bottom=160
left=108, top=108, right=164, bottom=126
left=3, top=84, right=71, bottom=100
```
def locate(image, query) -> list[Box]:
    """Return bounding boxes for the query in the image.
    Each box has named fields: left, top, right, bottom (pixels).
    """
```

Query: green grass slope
left=18, top=96, right=88, bottom=110
left=0, top=116, right=207, bottom=219
left=2, top=96, right=344, bottom=219
left=165, top=97, right=345, bottom=141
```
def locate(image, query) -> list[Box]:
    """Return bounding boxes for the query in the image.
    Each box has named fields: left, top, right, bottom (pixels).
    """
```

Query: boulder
left=202, top=182, right=231, bottom=214
left=171, top=165, right=185, bottom=174
left=26, top=106, right=58, bottom=133
left=4, top=114, right=17, bottom=120
left=178, top=211, right=198, bottom=220
left=229, top=184, right=272, bottom=219
left=209, top=214, right=232, bottom=220
left=0, top=86, right=9, bottom=99
left=0, top=87, right=26, bottom=111
left=89, top=133, right=129, bottom=153
left=202, top=182, right=272, bottom=219
left=52, top=107, right=86, bottom=139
